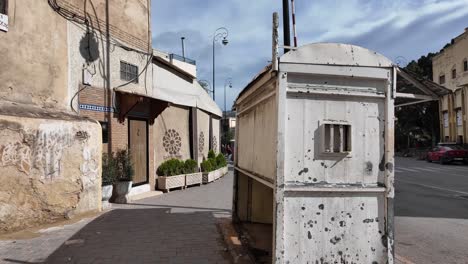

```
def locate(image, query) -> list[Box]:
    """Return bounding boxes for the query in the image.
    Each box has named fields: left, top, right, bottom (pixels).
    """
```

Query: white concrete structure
left=233, top=43, right=397, bottom=264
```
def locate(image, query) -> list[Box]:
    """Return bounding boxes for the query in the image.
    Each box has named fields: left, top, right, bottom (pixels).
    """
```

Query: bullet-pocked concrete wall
left=154, top=105, right=191, bottom=177
left=0, top=114, right=102, bottom=233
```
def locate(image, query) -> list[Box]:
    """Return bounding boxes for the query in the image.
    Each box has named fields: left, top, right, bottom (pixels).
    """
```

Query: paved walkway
left=0, top=171, right=234, bottom=264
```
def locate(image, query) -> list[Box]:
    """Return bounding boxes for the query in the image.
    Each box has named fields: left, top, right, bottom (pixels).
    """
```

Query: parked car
left=427, top=145, right=468, bottom=164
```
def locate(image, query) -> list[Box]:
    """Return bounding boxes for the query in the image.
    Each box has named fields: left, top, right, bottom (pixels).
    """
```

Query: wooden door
left=129, top=119, right=148, bottom=186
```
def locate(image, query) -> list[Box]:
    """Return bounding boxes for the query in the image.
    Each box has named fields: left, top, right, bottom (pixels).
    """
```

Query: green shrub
left=200, top=159, right=213, bottom=172
left=102, top=153, right=117, bottom=186
left=183, top=159, right=198, bottom=174
left=157, top=158, right=186, bottom=176
left=208, top=149, right=216, bottom=159
left=216, top=153, right=227, bottom=168
left=115, top=149, right=134, bottom=182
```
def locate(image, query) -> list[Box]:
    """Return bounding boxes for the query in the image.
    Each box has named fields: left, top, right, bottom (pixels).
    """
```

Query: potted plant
left=184, top=159, right=202, bottom=187
left=216, top=153, right=228, bottom=176
left=112, top=149, right=134, bottom=204
left=101, top=153, right=117, bottom=209
left=157, top=159, right=186, bottom=192
left=201, top=158, right=216, bottom=184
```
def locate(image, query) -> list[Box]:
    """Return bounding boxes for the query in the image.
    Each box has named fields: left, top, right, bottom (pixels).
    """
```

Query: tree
left=395, top=52, right=440, bottom=151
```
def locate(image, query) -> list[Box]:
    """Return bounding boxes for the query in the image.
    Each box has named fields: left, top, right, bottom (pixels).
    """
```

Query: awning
left=114, top=88, right=169, bottom=124
left=152, top=56, right=222, bottom=117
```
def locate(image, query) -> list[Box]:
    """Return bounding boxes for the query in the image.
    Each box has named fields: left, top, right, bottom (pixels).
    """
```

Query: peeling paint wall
left=0, top=115, right=102, bottom=233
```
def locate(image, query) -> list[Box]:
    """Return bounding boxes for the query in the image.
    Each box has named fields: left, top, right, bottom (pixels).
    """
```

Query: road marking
left=398, top=168, right=419, bottom=172
left=396, top=179, right=468, bottom=195
left=395, top=169, right=403, bottom=173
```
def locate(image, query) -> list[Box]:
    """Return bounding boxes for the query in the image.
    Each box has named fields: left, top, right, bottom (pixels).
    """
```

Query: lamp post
left=212, top=27, right=229, bottom=101
left=223, top=78, right=232, bottom=153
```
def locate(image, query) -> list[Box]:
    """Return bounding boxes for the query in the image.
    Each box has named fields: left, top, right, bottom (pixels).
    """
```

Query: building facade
left=433, top=28, right=468, bottom=144
left=0, top=0, right=153, bottom=233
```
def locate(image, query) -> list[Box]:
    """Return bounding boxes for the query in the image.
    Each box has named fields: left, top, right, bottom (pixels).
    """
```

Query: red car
left=427, top=145, right=468, bottom=164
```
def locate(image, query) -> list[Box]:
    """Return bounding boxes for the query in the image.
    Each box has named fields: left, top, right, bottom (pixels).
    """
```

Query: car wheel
left=426, top=157, right=432, bottom=163
left=441, top=158, right=449, bottom=165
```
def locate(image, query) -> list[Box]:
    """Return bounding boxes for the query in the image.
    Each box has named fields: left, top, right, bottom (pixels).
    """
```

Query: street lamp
left=223, top=78, right=233, bottom=153
left=212, top=27, right=229, bottom=101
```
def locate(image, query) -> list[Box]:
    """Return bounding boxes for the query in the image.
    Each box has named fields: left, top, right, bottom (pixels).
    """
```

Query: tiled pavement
left=0, top=170, right=234, bottom=264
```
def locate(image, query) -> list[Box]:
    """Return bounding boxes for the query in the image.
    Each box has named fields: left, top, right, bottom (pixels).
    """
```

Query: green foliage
left=396, top=52, right=440, bottom=150
left=102, top=153, right=117, bottom=186
left=183, top=159, right=198, bottom=174
left=215, top=153, right=227, bottom=169
left=207, top=149, right=216, bottom=159
left=115, top=149, right=134, bottom=182
left=158, top=159, right=199, bottom=176
left=200, top=159, right=213, bottom=173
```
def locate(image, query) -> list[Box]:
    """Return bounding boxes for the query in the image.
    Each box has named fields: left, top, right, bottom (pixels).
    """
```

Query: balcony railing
left=169, top=53, right=196, bottom=65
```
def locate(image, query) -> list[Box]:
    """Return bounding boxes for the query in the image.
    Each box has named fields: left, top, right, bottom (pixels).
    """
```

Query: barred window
left=0, top=0, right=7, bottom=15
left=120, top=61, right=138, bottom=83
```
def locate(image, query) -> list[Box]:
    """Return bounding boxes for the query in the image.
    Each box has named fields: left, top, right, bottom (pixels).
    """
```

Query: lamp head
left=222, top=37, right=229, bottom=46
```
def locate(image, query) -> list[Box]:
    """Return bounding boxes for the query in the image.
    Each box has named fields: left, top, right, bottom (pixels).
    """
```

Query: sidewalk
left=0, top=171, right=234, bottom=264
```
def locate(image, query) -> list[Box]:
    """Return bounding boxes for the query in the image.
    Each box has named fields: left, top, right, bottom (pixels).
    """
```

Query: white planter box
left=202, top=171, right=216, bottom=184
left=157, top=174, right=186, bottom=192
left=102, top=185, right=113, bottom=209
left=186, top=172, right=203, bottom=186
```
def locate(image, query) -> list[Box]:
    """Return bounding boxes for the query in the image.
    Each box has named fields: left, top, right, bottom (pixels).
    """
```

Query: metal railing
left=169, top=53, right=196, bottom=65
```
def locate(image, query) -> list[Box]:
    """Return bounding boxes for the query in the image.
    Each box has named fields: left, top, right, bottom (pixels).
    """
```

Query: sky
left=152, top=0, right=468, bottom=111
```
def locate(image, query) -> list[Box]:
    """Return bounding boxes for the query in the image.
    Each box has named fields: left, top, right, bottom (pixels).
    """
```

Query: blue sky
left=152, top=0, right=468, bottom=110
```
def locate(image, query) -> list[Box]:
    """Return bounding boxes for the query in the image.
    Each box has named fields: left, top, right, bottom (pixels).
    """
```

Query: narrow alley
left=0, top=171, right=234, bottom=264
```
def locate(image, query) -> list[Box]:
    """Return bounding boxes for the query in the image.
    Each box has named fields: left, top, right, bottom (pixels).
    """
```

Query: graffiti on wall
left=162, top=129, right=182, bottom=159
left=0, top=121, right=94, bottom=180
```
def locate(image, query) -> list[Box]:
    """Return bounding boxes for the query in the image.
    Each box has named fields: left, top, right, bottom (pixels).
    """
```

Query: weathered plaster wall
left=154, top=106, right=191, bottom=177
left=0, top=0, right=68, bottom=109
left=0, top=115, right=102, bottom=233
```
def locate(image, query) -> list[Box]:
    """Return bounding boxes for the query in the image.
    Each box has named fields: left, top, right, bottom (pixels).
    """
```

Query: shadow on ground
left=36, top=208, right=230, bottom=264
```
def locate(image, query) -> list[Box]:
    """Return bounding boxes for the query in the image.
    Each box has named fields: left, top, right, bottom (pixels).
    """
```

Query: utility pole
left=282, top=0, right=291, bottom=53
left=181, top=37, right=186, bottom=62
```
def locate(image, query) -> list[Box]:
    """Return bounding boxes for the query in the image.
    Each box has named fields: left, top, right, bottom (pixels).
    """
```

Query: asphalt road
left=395, top=157, right=468, bottom=264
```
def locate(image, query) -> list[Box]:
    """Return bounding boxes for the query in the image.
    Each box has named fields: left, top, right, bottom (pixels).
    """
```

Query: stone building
left=433, top=28, right=468, bottom=144
left=0, top=0, right=152, bottom=233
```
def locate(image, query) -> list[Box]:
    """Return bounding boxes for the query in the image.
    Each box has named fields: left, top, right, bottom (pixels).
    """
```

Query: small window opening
left=452, top=69, right=457, bottom=79
left=99, top=121, right=109, bottom=144
left=120, top=61, right=139, bottom=83
left=464, top=60, right=468, bottom=72
left=0, top=0, right=7, bottom=15
left=439, top=74, right=446, bottom=84
left=323, top=124, right=351, bottom=153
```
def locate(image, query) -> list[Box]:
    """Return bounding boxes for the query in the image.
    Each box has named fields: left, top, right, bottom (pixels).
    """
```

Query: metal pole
left=291, top=0, right=297, bottom=47
left=212, top=39, right=216, bottom=100
left=282, top=0, right=291, bottom=53
left=181, top=37, right=186, bottom=61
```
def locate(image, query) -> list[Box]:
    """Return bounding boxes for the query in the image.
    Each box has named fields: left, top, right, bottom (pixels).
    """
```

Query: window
left=456, top=109, right=462, bottom=127
left=322, top=123, right=351, bottom=153
left=0, top=0, right=7, bottom=14
left=452, top=68, right=457, bottom=79
left=439, top=74, right=445, bottom=84
left=443, top=112, right=449, bottom=128
left=99, top=121, right=109, bottom=144
left=464, top=59, right=468, bottom=72
left=0, top=0, right=8, bottom=32
left=120, top=61, right=138, bottom=83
